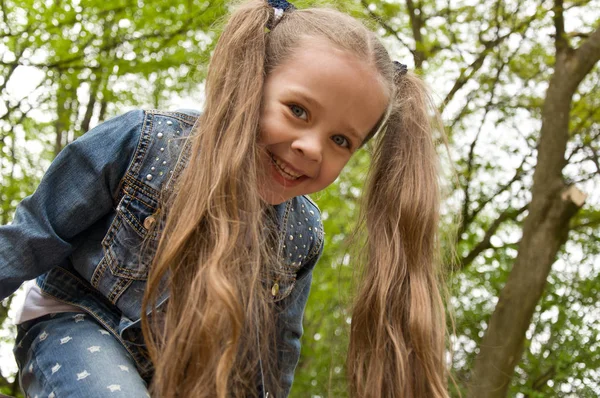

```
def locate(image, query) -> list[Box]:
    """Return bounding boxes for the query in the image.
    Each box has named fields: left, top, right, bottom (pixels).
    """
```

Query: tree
left=468, top=1, right=600, bottom=395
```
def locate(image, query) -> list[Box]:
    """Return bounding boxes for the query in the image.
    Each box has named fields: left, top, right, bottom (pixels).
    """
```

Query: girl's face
left=258, top=38, right=389, bottom=205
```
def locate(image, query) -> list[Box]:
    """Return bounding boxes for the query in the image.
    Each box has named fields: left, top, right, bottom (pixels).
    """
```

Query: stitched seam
left=114, top=110, right=149, bottom=206
left=107, top=246, right=148, bottom=280
left=126, top=111, right=153, bottom=177
left=148, top=109, right=198, bottom=125
left=90, top=257, right=108, bottom=288
left=122, top=184, right=159, bottom=209
left=102, top=211, right=148, bottom=280
left=120, top=203, right=147, bottom=238
left=123, top=176, right=161, bottom=200
left=108, top=277, right=133, bottom=304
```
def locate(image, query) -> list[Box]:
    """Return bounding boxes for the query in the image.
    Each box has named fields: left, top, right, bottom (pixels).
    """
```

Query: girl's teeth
left=271, top=154, right=301, bottom=180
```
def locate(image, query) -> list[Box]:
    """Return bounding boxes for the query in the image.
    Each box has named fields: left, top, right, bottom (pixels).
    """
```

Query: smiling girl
left=1, top=1, right=448, bottom=397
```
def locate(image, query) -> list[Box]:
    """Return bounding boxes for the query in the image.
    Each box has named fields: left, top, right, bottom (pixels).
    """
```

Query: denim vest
left=0, top=109, right=324, bottom=396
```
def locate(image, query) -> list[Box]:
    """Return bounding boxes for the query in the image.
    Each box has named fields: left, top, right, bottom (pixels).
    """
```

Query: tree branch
left=459, top=204, right=528, bottom=270
left=441, top=8, right=540, bottom=113
left=571, top=25, right=600, bottom=83
left=467, top=157, right=529, bottom=231
left=553, top=0, right=569, bottom=52
left=405, top=0, right=426, bottom=67
left=360, top=1, right=418, bottom=61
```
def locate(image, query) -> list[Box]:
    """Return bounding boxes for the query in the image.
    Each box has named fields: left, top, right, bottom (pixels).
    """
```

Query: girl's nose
left=290, top=135, right=323, bottom=163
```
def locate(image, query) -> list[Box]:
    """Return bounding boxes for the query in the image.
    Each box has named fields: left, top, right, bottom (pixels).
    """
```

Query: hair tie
left=393, top=61, right=408, bottom=79
left=266, top=0, right=296, bottom=31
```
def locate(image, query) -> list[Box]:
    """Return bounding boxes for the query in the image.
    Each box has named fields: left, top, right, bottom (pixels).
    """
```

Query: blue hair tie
left=268, top=0, right=295, bottom=11
left=393, top=61, right=408, bottom=77
left=266, top=0, right=296, bottom=30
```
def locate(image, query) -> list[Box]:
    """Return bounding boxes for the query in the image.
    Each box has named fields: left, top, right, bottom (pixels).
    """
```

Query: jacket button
left=271, top=282, right=280, bottom=297
left=143, top=216, right=156, bottom=230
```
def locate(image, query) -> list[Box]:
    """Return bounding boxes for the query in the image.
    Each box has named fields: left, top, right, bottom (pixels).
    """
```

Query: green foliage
left=1, top=0, right=599, bottom=396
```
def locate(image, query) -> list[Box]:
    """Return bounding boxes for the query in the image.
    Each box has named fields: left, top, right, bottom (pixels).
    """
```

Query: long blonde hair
left=141, top=1, right=448, bottom=397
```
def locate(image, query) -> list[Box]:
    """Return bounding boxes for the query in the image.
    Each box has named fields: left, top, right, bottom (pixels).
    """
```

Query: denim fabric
left=0, top=109, right=325, bottom=397
left=14, top=312, right=150, bottom=398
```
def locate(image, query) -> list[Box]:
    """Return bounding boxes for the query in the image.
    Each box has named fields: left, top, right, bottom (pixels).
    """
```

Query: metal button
left=271, top=282, right=280, bottom=296
left=143, top=216, right=156, bottom=230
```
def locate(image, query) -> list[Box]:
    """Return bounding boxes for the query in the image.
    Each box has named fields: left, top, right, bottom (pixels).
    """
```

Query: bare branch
left=441, top=8, right=540, bottom=113
left=553, top=0, right=569, bottom=52
left=456, top=46, right=524, bottom=239
left=405, top=0, right=426, bottom=67
left=459, top=204, right=528, bottom=270
left=572, top=215, right=600, bottom=230
left=571, top=25, right=600, bottom=82
left=468, top=156, right=529, bottom=227
left=360, top=1, right=418, bottom=61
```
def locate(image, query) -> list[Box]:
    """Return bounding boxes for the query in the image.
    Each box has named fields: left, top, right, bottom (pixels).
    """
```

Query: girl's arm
left=0, top=110, right=144, bottom=300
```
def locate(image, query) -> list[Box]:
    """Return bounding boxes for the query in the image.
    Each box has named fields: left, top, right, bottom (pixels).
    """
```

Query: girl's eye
left=289, top=104, right=308, bottom=120
left=332, top=135, right=351, bottom=149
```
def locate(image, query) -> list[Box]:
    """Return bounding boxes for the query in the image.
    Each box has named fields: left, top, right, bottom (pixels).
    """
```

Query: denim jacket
left=0, top=109, right=324, bottom=396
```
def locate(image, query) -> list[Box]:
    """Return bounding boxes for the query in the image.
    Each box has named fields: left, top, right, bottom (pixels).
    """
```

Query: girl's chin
left=259, top=190, right=289, bottom=205
left=258, top=182, right=301, bottom=205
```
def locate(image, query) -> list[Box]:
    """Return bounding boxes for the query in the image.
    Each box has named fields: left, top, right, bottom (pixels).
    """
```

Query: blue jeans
left=13, top=313, right=150, bottom=397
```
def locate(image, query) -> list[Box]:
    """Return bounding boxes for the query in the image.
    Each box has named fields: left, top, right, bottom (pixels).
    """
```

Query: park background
left=0, top=0, right=598, bottom=396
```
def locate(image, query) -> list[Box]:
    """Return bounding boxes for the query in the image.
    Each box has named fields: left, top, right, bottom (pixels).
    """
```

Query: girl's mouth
left=270, top=153, right=302, bottom=179
left=268, top=152, right=307, bottom=187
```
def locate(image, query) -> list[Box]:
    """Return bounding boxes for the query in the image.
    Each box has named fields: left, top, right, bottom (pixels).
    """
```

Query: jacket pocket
left=102, top=193, right=159, bottom=280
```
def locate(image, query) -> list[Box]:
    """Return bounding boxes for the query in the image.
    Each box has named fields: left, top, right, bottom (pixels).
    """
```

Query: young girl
left=0, top=0, right=448, bottom=397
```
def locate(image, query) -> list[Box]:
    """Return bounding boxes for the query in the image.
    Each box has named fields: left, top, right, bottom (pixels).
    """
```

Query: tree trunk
left=467, top=22, right=600, bottom=398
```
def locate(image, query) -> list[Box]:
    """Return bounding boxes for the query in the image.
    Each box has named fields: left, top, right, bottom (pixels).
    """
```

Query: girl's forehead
left=266, top=39, right=389, bottom=139
left=272, top=39, right=381, bottom=86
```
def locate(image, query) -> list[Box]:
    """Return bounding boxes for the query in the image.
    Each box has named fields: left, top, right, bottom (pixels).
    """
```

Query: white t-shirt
left=14, top=280, right=82, bottom=324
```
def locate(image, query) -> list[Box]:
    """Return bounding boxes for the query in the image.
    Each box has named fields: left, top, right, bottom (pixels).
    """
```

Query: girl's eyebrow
left=284, top=88, right=323, bottom=111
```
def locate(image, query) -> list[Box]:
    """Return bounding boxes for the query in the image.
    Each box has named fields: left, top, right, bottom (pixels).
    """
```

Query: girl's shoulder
left=281, top=194, right=324, bottom=262
left=301, top=194, right=320, bottom=213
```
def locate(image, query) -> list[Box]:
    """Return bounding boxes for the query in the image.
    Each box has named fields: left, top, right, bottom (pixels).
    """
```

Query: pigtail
left=142, top=2, right=282, bottom=397
left=348, top=73, right=448, bottom=398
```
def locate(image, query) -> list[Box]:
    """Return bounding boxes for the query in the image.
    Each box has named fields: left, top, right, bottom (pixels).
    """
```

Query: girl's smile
left=258, top=38, right=389, bottom=204
left=269, top=151, right=307, bottom=188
